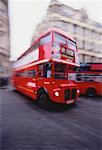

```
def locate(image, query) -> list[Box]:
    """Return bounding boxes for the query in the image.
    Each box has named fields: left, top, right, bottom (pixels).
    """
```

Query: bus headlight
left=77, top=89, right=80, bottom=94
left=61, top=47, right=66, bottom=53
left=54, top=91, right=59, bottom=96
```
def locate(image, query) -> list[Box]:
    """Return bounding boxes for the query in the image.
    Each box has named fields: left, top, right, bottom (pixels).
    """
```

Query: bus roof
left=17, top=28, right=76, bottom=60
left=32, top=27, right=76, bottom=45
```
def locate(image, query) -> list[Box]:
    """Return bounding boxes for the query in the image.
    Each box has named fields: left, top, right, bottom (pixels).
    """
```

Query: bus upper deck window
left=54, top=32, right=66, bottom=45
left=28, top=70, right=36, bottom=77
left=40, top=33, right=52, bottom=45
left=67, top=39, right=77, bottom=50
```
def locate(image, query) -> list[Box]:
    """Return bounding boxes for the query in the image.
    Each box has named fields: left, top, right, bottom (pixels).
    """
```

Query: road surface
left=0, top=88, right=102, bottom=150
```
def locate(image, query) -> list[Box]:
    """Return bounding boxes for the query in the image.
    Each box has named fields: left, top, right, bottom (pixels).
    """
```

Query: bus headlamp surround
left=54, top=91, right=59, bottom=96
left=61, top=47, right=66, bottom=53
left=77, top=89, right=80, bottom=94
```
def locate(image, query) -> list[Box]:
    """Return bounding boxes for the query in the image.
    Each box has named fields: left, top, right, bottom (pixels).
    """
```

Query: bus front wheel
left=86, top=88, right=96, bottom=97
left=37, top=89, right=51, bottom=109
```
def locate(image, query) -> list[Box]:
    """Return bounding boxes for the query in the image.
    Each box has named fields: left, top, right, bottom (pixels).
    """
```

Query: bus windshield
left=40, top=33, right=52, bottom=45
left=54, top=63, right=68, bottom=79
left=67, top=39, right=77, bottom=50
left=54, top=32, right=67, bottom=45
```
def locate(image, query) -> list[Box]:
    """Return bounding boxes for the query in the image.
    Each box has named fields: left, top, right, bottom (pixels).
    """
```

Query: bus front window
left=54, top=63, right=68, bottom=79
left=67, top=39, right=77, bottom=50
left=54, top=32, right=67, bottom=45
left=43, top=62, right=52, bottom=78
left=40, top=33, right=52, bottom=45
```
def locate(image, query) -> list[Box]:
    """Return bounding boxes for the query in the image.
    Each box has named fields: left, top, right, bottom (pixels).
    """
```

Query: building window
left=79, top=54, right=83, bottom=62
left=84, top=28, right=87, bottom=37
left=76, top=26, right=83, bottom=36
left=99, top=44, right=102, bottom=53
left=53, top=21, right=68, bottom=31
left=68, top=23, right=74, bottom=34
left=81, top=54, right=85, bottom=62
left=84, top=29, right=91, bottom=38
left=77, top=39, right=83, bottom=49
left=84, top=55, right=89, bottom=62
left=93, top=56, right=96, bottom=62
left=87, top=56, right=91, bottom=63
left=96, top=33, right=100, bottom=40
left=89, top=42, right=93, bottom=51
left=73, top=24, right=77, bottom=34
left=91, top=42, right=96, bottom=52
left=0, top=31, right=5, bottom=36
left=83, top=27, right=85, bottom=37
left=84, top=41, right=88, bottom=50
left=82, top=40, right=85, bottom=49
left=99, top=58, right=102, bottom=62
left=91, top=30, right=97, bottom=39
left=100, top=33, right=102, bottom=41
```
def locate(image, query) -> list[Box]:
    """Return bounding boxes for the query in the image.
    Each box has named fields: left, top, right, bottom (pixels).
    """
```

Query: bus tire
left=86, top=88, right=96, bottom=97
left=37, top=89, right=51, bottom=109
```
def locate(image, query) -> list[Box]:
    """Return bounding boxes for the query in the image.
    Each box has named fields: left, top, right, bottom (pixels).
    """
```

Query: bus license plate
left=66, top=100, right=74, bottom=104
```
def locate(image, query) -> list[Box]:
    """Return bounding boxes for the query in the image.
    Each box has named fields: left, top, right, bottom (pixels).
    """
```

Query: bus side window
left=28, top=70, right=36, bottom=78
left=38, top=72, right=42, bottom=77
left=76, top=74, right=83, bottom=81
left=38, top=64, right=43, bottom=77
left=15, top=72, right=21, bottom=77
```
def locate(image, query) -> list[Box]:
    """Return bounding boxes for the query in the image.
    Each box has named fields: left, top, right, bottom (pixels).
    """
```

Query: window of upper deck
left=39, top=33, right=52, bottom=45
left=67, top=39, right=77, bottom=50
left=54, top=32, right=67, bottom=45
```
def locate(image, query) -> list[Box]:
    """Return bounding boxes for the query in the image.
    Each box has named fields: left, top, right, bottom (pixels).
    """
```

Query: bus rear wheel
left=37, top=90, right=51, bottom=109
left=86, top=88, right=96, bottom=97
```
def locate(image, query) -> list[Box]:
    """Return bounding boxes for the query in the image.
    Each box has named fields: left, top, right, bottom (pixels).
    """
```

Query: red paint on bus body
left=12, top=28, right=80, bottom=107
left=68, top=63, right=102, bottom=97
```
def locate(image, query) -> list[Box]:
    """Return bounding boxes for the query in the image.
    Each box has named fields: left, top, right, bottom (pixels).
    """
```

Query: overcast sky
left=9, top=0, right=102, bottom=60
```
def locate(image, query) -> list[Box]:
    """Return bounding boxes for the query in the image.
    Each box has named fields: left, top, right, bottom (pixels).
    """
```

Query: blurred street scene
left=0, top=0, right=10, bottom=87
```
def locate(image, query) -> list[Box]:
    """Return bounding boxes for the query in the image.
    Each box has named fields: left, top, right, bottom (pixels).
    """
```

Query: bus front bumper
left=50, top=87, right=79, bottom=104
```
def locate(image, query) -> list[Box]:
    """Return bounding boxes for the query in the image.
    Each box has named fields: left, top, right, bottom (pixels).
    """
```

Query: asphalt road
left=0, top=88, right=102, bottom=150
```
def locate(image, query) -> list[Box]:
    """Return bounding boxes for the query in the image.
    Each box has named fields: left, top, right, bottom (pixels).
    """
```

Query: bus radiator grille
left=64, top=89, right=70, bottom=100
left=72, top=88, right=77, bottom=99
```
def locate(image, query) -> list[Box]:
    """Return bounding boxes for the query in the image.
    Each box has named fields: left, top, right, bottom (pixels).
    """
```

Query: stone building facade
left=32, top=0, right=102, bottom=63
left=0, top=0, right=10, bottom=77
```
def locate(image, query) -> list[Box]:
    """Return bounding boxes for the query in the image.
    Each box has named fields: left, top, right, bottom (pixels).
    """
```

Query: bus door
left=37, top=62, right=52, bottom=88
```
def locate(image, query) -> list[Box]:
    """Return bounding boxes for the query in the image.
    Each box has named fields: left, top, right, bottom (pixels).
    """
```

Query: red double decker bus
left=12, top=28, right=80, bottom=108
left=68, top=63, right=102, bottom=97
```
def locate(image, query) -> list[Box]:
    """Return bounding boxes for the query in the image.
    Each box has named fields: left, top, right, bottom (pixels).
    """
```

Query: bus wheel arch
left=37, top=87, right=51, bottom=108
left=86, top=87, right=96, bottom=97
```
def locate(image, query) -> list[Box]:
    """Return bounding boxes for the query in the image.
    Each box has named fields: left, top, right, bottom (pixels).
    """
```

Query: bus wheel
left=86, top=88, right=96, bottom=97
left=37, top=90, right=51, bottom=109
